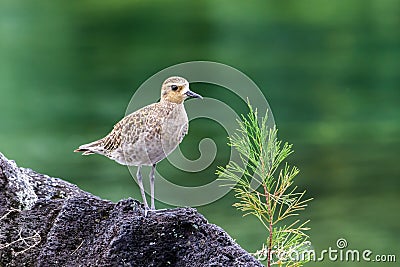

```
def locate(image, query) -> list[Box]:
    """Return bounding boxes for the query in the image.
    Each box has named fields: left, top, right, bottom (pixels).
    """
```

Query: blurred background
left=1, top=0, right=399, bottom=266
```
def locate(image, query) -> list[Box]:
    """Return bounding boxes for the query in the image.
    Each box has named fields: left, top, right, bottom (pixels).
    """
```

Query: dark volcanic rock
left=0, top=152, right=262, bottom=267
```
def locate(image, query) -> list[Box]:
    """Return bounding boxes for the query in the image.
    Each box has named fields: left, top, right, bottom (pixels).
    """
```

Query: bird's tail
left=74, top=140, right=103, bottom=155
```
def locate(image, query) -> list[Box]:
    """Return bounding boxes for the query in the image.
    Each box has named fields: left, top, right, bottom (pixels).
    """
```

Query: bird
left=74, top=76, right=202, bottom=213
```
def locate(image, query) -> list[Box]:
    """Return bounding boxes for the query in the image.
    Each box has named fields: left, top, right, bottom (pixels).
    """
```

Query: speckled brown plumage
left=76, top=101, right=187, bottom=165
left=74, top=76, right=202, bottom=211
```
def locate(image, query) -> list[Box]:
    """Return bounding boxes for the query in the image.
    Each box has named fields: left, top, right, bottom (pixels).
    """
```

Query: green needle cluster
left=217, top=102, right=312, bottom=267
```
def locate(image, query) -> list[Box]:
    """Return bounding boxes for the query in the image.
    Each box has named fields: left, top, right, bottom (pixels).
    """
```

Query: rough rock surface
left=0, top=152, right=262, bottom=267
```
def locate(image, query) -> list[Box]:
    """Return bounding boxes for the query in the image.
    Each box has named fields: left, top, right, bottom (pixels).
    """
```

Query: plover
left=74, top=76, right=202, bottom=212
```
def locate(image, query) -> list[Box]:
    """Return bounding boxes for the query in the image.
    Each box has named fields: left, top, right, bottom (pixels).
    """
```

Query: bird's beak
left=185, top=89, right=203, bottom=99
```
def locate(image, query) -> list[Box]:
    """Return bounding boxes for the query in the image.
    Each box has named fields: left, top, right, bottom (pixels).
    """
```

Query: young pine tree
left=217, top=103, right=312, bottom=267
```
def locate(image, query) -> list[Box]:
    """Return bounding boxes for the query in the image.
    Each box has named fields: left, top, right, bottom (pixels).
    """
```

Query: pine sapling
left=217, top=103, right=312, bottom=267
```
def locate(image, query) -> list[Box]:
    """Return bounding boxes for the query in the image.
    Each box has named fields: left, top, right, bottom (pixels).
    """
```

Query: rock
left=0, top=152, right=262, bottom=267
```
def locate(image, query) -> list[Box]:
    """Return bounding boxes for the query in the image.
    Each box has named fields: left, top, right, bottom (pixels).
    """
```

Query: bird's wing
left=105, top=102, right=178, bottom=150
left=74, top=103, right=175, bottom=155
left=74, top=118, right=126, bottom=155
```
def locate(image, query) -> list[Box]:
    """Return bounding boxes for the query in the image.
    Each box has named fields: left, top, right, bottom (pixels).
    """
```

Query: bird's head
left=161, top=76, right=202, bottom=104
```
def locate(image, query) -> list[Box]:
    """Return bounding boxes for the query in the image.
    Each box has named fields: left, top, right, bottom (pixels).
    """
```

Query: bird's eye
left=171, top=85, right=178, bottom=91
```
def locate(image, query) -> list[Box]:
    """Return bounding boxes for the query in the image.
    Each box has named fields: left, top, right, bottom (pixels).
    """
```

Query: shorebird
left=74, top=76, right=202, bottom=212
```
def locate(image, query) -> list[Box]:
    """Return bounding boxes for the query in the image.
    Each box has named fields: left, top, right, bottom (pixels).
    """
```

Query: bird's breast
left=160, top=105, right=188, bottom=154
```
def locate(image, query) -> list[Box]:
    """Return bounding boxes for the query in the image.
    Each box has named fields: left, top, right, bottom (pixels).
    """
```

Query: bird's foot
left=143, top=206, right=156, bottom=217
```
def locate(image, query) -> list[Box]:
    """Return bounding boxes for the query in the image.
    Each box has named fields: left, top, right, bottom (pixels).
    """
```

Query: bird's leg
left=137, top=166, right=149, bottom=211
left=150, top=164, right=156, bottom=210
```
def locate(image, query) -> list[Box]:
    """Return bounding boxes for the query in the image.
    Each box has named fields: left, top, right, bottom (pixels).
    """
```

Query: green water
left=1, top=1, right=399, bottom=266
